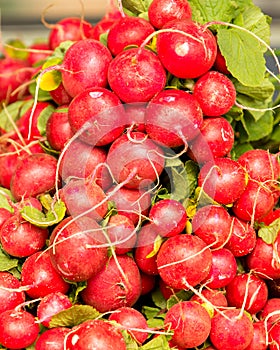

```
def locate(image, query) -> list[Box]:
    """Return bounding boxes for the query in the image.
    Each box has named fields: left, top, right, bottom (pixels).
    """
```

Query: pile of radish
left=0, top=0, right=280, bottom=348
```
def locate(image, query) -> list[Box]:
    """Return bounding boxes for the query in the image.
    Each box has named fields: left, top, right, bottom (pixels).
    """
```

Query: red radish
left=61, top=39, right=112, bottom=97
left=59, top=178, right=108, bottom=221
left=149, top=198, right=187, bottom=237
left=202, top=248, right=237, bottom=289
left=198, top=157, right=248, bottom=205
left=148, top=0, right=192, bottom=29
left=225, top=273, right=268, bottom=314
left=193, top=70, right=236, bottom=116
left=140, top=272, right=156, bottom=295
left=0, top=207, right=13, bottom=229
left=21, top=250, right=70, bottom=299
left=232, top=180, right=275, bottom=222
left=213, top=43, right=231, bottom=75
left=49, top=82, right=72, bottom=105
left=67, top=87, right=125, bottom=146
left=268, top=322, right=280, bottom=350
left=259, top=298, right=280, bottom=326
left=106, top=214, right=137, bottom=254
left=106, top=131, right=165, bottom=190
left=134, top=223, right=160, bottom=276
left=81, top=255, right=142, bottom=312
left=156, top=19, right=217, bottom=79
left=106, top=185, right=151, bottom=225
left=0, top=214, right=49, bottom=258
left=188, top=116, right=235, bottom=163
left=261, top=208, right=280, bottom=226
left=244, top=321, right=267, bottom=350
left=107, top=47, right=167, bottom=103
left=107, top=16, right=155, bottom=56
left=156, top=234, right=212, bottom=290
left=210, top=308, right=254, bottom=350
left=46, top=104, right=73, bottom=151
left=0, top=309, right=40, bottom=349
left=35, top=327, right=70, bottom=350
left=0, top=272, right=25, bottom=314
left=90, top=9, right=122, bottom=41
left=224, top=217, right=257, bottom=257
left=192, top=205, right=233, bottom=249
left=238, top=149, right=280, bottom=183
left=10, top=153, right=58, bottom=201
left=145, top=89, right=203, bottom=147
left=37, top=292, right=72, bottom=328
left=125, top=102, right=147, bottom=132
left=164, top=300, right=211, bottom=348
left=67, top=319, right=126, bottom=350
left=108, top=306, right=149, bottom=344
left=159, top=278, right=180, bottom=299
left=48, top=17, right=93, bottom=50
left=49, top=216, right=108, bottom=282
left=190, top=288, right=228, bottom=312
left=27, top=41, right=51, bottom=66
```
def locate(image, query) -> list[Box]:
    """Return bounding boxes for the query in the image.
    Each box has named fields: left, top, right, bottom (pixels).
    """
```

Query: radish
left=49, top=82, right=72, bottom=105
left=27, top=41, right=51, bottom=66
left=159, top=278, right=180, bottom=299
left=210, top=308, right=254, bottom=350
left=148, top=0, right=192, bottom=29
left=90, top=8, right=122, bottom=41
left=0, top=271, right=25, bottom=314
left=198, top=157, right=248, bottom=205
left=145, top=88, right=203, bottom=148
left=61, top=39, right=112, bottom=98
left=107, top=16, right=155, bottom=56
left=259, top=298, right=280, bottom=326
left=106, top=131, right=165, bottom=190
left=67, top=87, right=125, bottom=146
left=49, top=216, right=108, bottom=282
left=156, top=233, right=212, bottom=290
left=193, top=70, right=236, bottom=117
left=0, top=309, right=40, bottom=349
left=190, top=287, right=228, bottom=312
left=107, top=47, right=167, bottom=103
left=37, top=291, right=72, bottom=328
left=244, top=321, right=267, bottom=350
left=140, top=272, right=156, bottom=295
left=21, top=250, right=70, bottom=299
left=0, top=207, right=13, bottom=229
left=164, top=300, right=211, bottom=348
left=108, top=306, right=149, bottom=344
left=268, top=322, right=280, bottom=350
left=148, top=198, right=187, bottom=237
left=81, top=255, right=142, bottom=312
left=225, top=273, right=268, bottom=314
left=35, top=327, right=70, bottom=350
left=156, top=19, right=217, bottom=79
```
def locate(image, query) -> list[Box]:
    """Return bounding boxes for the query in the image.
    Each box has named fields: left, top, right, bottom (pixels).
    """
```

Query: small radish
left=35, top=327, right=70, bottom=350
left=0, top=271, right=25, bottom=314
left=268, top=322, right=280, bottom=350
left=259, top=298, right=280, bottom=326
left=193, top=70, right=236, bottom=116
left=145, top=88, right=203, bottom=147
left=190, top=287, right=228, bottom=312
left=164, top=300, right=211, bottom=348
left=27, top=41, right=51, bottom=66
left=107, top=47, right=167, bottom=103
left=148, top=0, right=192, bottom=29
left=244, top=321, right=267, bottom=350
left=107, top=16, right=155, bottom=56
left=0, top=207, right=13, bottom=229
left=156, top=19, right=217, bottom=79
left=159, top=278, right=180, bottom=299
left=140, top=272, right=156, bottom=295
left=49, top=82, right=72, bottom=105
left=90, top=9, right=122, bottom=41
left=156, top=234, right=212, bottom=290
left=213, top=42, right=231, bottom=75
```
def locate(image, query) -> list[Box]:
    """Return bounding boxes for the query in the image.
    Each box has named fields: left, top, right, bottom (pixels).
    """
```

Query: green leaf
left=37, top=104, right=55, bottom=136
left=241, top=110, right=274, bottom=142
left=68, top=281, right=87, bottom=304
left=49, top=305, right=100, bottom=328
left=231, top=142, right=254, bottom=159
left=167, top=290, right=193, bottom=310
left=99, top=32, right=109, bottom=46
left=0, top=187, right=14, bottom=212
left=140, top=334, right=171, bottom=350
left=121, top=330, right=139, bottom=350
left=142, top=306, right=164, bottom=320
left=5, top=39, right=28, bottom=60
left=122, top=0, right=153, bottom=15
left=0, top=99, right=34, bottom=132
left=152, top=288, right=167, bottom=310
left=20, top=200, right=66, bottom=227
left=217, top=27, right=266, bottom=87
left=258, top=218, right=280, bottom=244
left=0, top=246, right=18, bottom=272
left=146, top=235, right=164, bottom=258
left=28, top=81, right=52, bottom=101
left=49, top=40, right=74, bottom=61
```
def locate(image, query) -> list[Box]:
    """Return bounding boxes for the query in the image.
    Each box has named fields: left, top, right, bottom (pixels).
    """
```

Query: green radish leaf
left=122, top=0, right=153, bottom=15
left=49, top=40, right=74, bottom=61
left=28, top=81, right=52, bottom=101
left=20, top=200, right=66, bottom=227
left=140, top=334, right=171, bottom=350
left=0, top=187, right=14, bottom=212
left=146, top=235, right=164, bottom=258
left=167, top=290, right=193, bottom=310
left=0, top=246, right=18, bottom=272
left=152, top=288, right=167, bottom=310
left=38, top=58, right=62, bottom=92
left=0, top=99, right=34, bottom=132
left=37, top=104, right=55, bottom=136
left=99, top=32, right=109, bottom=46
left=231, top=142, right=254, bottom=159
left=68, top=281, right=87, bottom=304
left=217, top=27, right=266, bottom=87
left=5, top=39, right=28, bottom=60
left=241, top=110, right=273, bottom=142
left=258, top=218, right=280, bottom=244
left=121, top=331, right=139, bottom=350
left=141, top=306, right=163, bottom=320
left=49, top=305, right=100, bottom=328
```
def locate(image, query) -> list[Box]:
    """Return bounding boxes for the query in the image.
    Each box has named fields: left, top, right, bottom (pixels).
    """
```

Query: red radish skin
left=49, top=82, right=72, bottom=106
left=159, top=278, right=181, bottom=300
left=124, top=102, right=147, bottom=132
left=67, top=87, right=125, bottom=146
left=10, top=153, right=58, bottom=201
left=156, top=19, right=217, bottom=79
left=268, top=322, right=280, bottom=350
left=148, top=0, right=192, bottom=29
left=108, top=307, right=149, bottom=344
left=210, top=309, right=254, bottom=350
left=259, top=298, right=280, bottom=326
left=21, top=251, right=70, bottom=299
left=35, top=327, right=71, bottom=350
left=27, top=41, right=51, bottom=66
left=145, top=89, right=203, bottom=147
left=0, top=309, right=40, bottom=350
left=244, top=321, right=267, bottom=350
left=0, top=272, right=25, bottom=314
left=193, top=70, right=236, bottom=117
left=149, top=198, right=187, bottom=237
left=140, top=272, right=156, bottom=295
left=81, top=255, right=142, bottom=312
left=156, top=234, right=212, bottom=290
left=108, top=47, right=167, bottom=103
left=190, top=288, right=228, bottom=312
left=107, top=16, right=155, bottom=56
left=0, top=207, right=13, bottom=230
left=37, top=292, right=72, bottom=328
left=225, top=273, right=268, bottom=314
left=164, top=301, right=211, bottom=348
left=61, top=39, right=112, bottom=97
left=49, top=216, right=108, bottom=282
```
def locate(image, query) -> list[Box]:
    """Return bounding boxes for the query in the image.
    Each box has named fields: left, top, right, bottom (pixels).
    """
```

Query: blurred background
left=0, top=0, right=279, bottom=47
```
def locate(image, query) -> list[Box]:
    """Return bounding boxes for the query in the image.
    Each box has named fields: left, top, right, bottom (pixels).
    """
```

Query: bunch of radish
left=0, top=0, right=280, bottom=348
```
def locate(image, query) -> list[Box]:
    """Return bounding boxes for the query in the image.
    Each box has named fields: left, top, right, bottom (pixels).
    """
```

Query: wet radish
left=0, top=271, right=25, bottom=314
left=35, top=327, right=71, bottom=350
